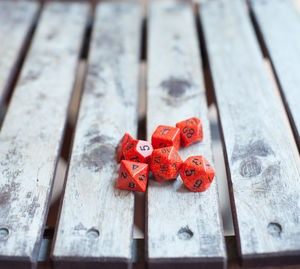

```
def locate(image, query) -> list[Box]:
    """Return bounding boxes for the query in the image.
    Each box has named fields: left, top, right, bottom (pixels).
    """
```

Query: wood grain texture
left=199, top=0, right=300, bottom=266
left=0, top=1, right=39, bottom=110
left=146, top=2, right=226, bottom=268
left=0, top=2, right=88, bottom=268
left=51, top=3, right=142, bottom=268
left=250, top=0, right=300, bottom=149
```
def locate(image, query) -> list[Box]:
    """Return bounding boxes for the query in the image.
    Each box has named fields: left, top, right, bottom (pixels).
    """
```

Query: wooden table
left=0, top=0, right=299, bottom=268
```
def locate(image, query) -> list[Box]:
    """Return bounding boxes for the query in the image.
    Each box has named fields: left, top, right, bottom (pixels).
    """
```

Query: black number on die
left=130, top=156, right=140, bottom=162
left=192, top=158, right=201, bottom=166
left=192, top=179, right=202, bottom=190
left=161, top=128, right=170, bottom=135
left=139, top=174, right=146, bottom=181
left=128, top=182, right=135, bottom=188
left=185, top=118, right=197, bottom=125
left=161, top=148, right=170, bottom=154
left=182, top=126, right=188, bottom=134
left=126, top=136, right=132, bottom=144
left=172, top=163, right=177, bottom=170
left=140, top=145, right=150, bottom=151
left=154, top=156, right=161, bottom=164
left=160, top=164, right=168, bottom=172
left=186, top=129, right=194, bottom=138
left=185, top=169, right=195, bottom=177
left=125, top=142, right=134, bottom=151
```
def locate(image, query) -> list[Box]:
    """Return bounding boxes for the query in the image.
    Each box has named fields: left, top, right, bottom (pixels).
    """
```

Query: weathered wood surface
left=250, top=0, right=300, bottom=149
left=52, top=3, right=142, bottom=269
left=199, top=0, right=300, bottom=266
left=0, top=2, right=88, bottom=268
left=0, top=1, right=39, bottom=110
left=146, top=2, right=226, bottom=268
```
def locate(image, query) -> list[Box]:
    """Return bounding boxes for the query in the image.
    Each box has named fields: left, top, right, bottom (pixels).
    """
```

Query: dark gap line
left=195, top=4, right=241, bottom=264
left=195, top=7, right=208, bottom=69
left=80, top=15, right=93, bottom=59
left=194, top=6, right=215, bottom=108
left=134, top=19, right=147, bottom=255
left=137, top=18, right=147, bottom=141
left=247, top=1, right=268, bottom=58
left=140, top=18, right=147, bottom=61
left=137, top=116, right=146, bottom=141
left=0, top=4, right=42, bottom=129
left=43, top=226, right=55, bottom=239
left=59, top=123, right=73, bottom=162
left=248, top=1, right=300, bottom=151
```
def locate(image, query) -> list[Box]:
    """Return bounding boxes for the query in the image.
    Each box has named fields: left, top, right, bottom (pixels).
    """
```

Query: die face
left=123, top=140, right=153, bottom=164
left=151, top=125, right=181, bottom=150
left=117, top=160, right=149, bottom=192
left=132, top=164, right=149, bottom=192
left=117, top=161, right=137, bottom=191
left=136, top=140, right=153, bottom=162
left=150, top=147, right=183, bottom=181
left=123, top=140, right=138, bottom=161
left=167, top=149, right=183, bottom=179
left=170, top=150, right=183, bottom=175
left=202, top=157, right=215, bottom=182
left=180, top=156, right=215, bottom=192
left=176, top=117, right=203, bottom=147
left=150, top=147, right=170, bottom=181
left=117, top=133, right=134, bottom=162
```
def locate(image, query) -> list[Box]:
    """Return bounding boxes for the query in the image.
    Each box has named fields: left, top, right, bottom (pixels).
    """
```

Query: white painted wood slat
left=146, top=2, right=226, bottom=268
left=0, top=2, right=89, bottom=268
left=52, top=3, right=142, bottom=269
left=250, top=0, right=300, bottom=149
left=0, top=1, right=39, bottom=110
left=199, top=0, right=300, bottom=266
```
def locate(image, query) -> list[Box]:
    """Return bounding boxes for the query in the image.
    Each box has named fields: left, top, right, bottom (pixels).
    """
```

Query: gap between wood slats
left=134, top=16, right=148, bottom=239
left=247, top=1, right=300, bottom=168
left=134, top=60, right=147, bottom=240
left=0, top=4, right=42, bottom=129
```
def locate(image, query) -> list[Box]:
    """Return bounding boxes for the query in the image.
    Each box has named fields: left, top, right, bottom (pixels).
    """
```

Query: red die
left=176, top=117, right=203, bottom=147
left=150, top=146, right=183, bottom=181
left=117, top=160, right=149, bottom=192
left=116, top=133, right=134, bottom=162
left=123, top=139, right=153, bottom=164
left=180, top=156, right=215, bottom=192
left=151, top=125, right=180, bottom=150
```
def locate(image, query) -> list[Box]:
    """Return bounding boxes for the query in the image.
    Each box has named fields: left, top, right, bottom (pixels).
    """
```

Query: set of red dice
left=116, top=117, right=215, bottom=193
